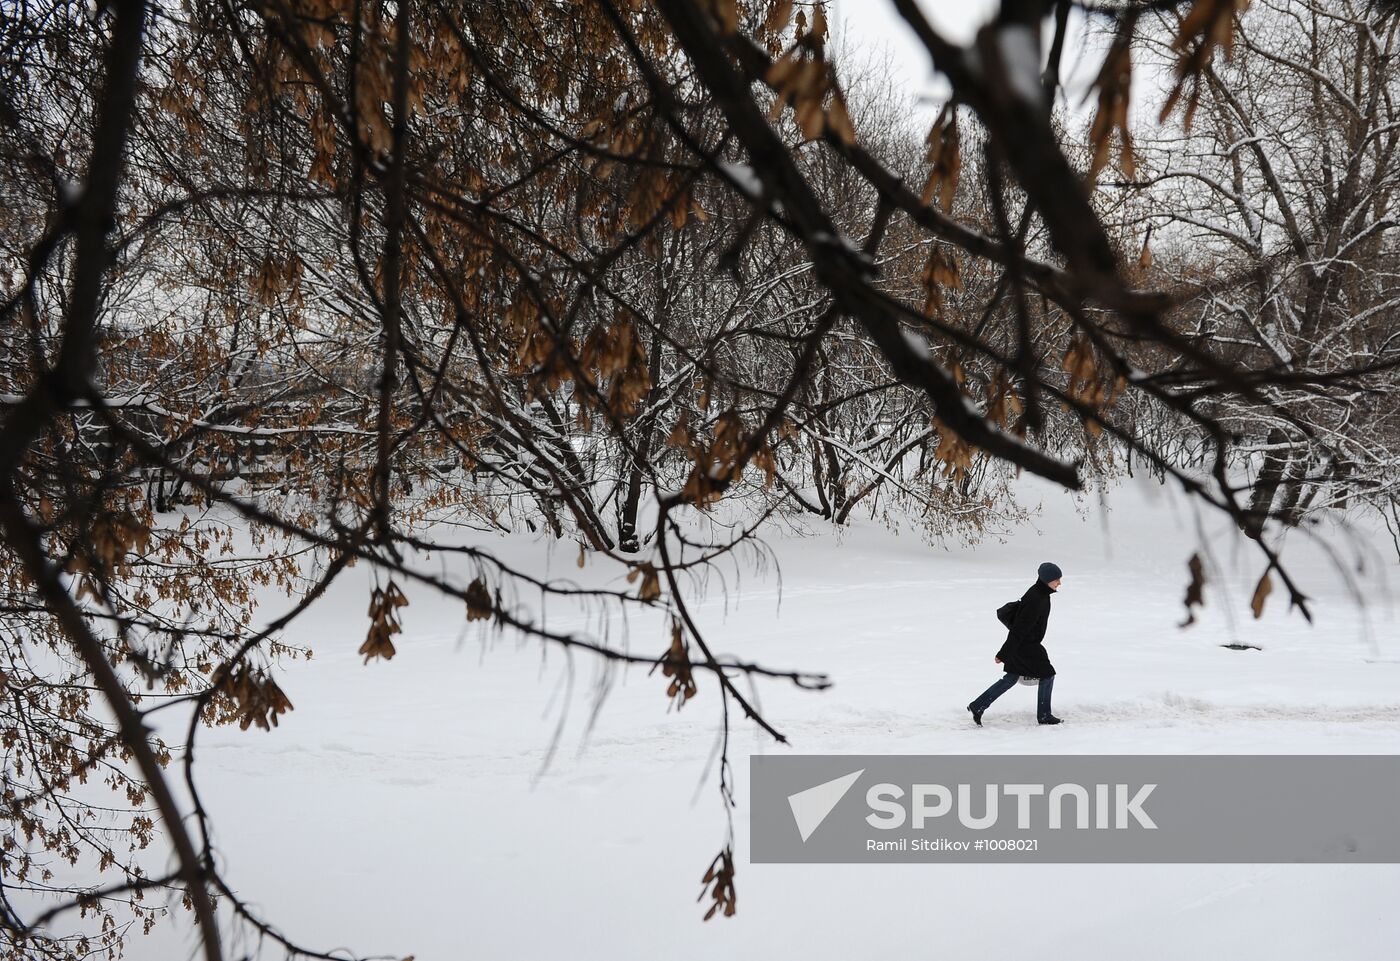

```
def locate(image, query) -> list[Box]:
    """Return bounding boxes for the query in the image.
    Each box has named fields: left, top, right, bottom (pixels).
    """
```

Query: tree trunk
left=1244, top=428, right=1292, bottom=538
left=619, top=327, right=665, bottom=553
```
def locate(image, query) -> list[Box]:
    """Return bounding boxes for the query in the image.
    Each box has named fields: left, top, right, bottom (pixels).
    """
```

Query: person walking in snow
left=967, top=562, right=1063, bottom=726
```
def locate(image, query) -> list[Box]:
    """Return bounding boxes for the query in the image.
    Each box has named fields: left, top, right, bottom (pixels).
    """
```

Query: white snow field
left=142, top=473, right=1399, bottom=961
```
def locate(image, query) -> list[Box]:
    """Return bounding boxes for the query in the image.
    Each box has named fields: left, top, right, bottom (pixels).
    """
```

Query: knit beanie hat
left=1037, top=562, right=1063, bottom=583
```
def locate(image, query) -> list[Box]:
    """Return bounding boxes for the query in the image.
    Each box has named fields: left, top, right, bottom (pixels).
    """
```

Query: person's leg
left=1037, top=675, right=1057, bottom=722
left=971, top=672, right=1019, bottom=712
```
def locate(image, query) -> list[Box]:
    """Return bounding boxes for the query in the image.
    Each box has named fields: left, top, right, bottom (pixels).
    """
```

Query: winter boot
left=1038, top=715, right=1063, bottom=725
left=967, top=703, right=984, bottom=727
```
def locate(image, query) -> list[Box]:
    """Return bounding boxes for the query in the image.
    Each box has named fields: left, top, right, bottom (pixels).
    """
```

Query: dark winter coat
left=995, top=580, right=1057, bottom=678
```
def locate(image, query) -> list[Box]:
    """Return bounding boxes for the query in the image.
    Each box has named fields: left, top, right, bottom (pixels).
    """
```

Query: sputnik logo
left=786, top=769, right=864, bottom=842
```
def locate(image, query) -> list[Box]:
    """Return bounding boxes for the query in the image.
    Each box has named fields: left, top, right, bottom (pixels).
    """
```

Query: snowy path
left=140, top=477, right=1399, bottom=960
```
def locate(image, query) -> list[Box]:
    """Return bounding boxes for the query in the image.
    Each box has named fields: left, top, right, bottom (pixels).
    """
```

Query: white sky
left=828, top=0, right=1110, bottom=123
left=830, top=0, right=997, bottom=109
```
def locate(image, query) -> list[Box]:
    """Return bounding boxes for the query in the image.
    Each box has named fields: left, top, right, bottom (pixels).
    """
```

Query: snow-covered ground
left=143, top=473, right=1400, bottom=960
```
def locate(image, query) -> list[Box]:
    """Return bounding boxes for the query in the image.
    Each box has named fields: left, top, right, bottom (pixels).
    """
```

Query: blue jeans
left=970, top=673, right=1055, bottom=721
